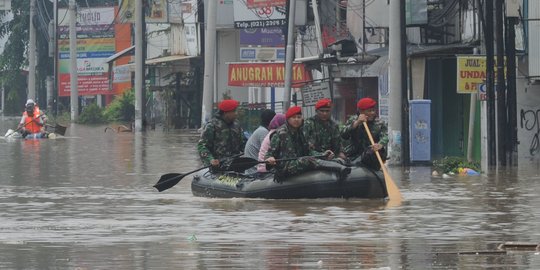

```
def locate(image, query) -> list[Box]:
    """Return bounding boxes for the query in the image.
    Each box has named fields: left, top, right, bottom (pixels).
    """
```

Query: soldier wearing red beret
left=303, top=98, right=346, bottom=162
left=197, top=99, right=246, bottom=169
left=218, top=99, right=239, bottom=112
left=340, top=97, right=388, bottom=170
left=265, top=106, right=351, bottom=181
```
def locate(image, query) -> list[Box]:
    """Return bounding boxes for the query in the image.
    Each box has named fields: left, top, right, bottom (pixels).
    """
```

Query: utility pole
left=312, top=0, right=323, bottom=52
left=506, top=16, right=519, bottom=166
left=51, top=0, right=59, bottom=114
left=400, top=0, right=409, bottom=165
left=134, top=0, right=145, bottom=131
left=495, top=0, right=507, bottom=166
left=311, top=0, right=333, bottom=99
left=69, top=0, right=78, bottom=121
left=28, top=0, right=36, bottom=100
left=485, top=0, right=496, bottom=167
left=388, top=0, right=403, bottom=164
left=283, top=0, right=296, bottom=110
left=201, top=0, right=217, bottom=127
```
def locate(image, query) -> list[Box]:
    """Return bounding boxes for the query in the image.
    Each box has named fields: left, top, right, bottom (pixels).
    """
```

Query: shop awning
left=364, top=55, right=389, bottom=77
left=105, top=45, right=135, bottom=64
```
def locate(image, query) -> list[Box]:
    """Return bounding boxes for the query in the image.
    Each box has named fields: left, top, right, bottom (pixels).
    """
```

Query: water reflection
left=0, top=123, right=539, bottom=269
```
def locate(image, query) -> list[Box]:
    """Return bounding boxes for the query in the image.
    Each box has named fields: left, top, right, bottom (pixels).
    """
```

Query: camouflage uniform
left=197, top=113, right=246, bottom=166
left=265, top=123, right=318, bottom=180
left=340, top=115, right=388, bottom=169
left=303, top=115, right=342, bottom=155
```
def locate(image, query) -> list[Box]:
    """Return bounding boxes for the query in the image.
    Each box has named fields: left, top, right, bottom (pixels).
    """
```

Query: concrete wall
left=216, top=29, right=249, bottom=104
left=516, top=58, right=540, bottom=166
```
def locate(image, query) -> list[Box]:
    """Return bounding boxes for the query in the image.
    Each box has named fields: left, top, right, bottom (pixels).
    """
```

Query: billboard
left=228, top=62, right=311, bottom=87
left=239, top=28, right=284, bottom=46
left=456, top=56, right=506, bottom=94
left=233, top=0, right=307, bottom=29
left=58, top=7, right=116, bottom=97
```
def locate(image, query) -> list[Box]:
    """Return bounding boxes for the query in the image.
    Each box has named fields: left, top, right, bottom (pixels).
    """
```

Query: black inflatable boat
left=191, top=166, right=388, bottom=199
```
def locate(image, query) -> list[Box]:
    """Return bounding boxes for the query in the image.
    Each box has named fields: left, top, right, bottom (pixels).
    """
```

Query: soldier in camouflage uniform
left=303, top=98, right=346, bottom=160
left=340, top=97, right=388, bottom=170
left=197, top=99, right=246, bottom=170
left=265, top=106, right=351, bottom=181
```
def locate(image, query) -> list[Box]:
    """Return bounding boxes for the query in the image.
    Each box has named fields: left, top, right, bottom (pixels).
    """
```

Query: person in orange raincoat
left=18, top=99, right=49, bottom=138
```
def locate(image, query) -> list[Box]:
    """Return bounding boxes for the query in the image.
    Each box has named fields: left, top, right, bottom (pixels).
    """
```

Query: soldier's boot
left=315, top=160, right=352, bottom=181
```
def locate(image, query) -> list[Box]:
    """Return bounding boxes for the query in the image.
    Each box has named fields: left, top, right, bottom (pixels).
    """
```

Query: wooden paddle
left=362, top=121, right=403, bottom=203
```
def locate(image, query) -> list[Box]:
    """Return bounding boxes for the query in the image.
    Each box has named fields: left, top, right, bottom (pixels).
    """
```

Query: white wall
left=146, top=24, right=170, bottom=59
left=516, top=65, right=540, bottom=167
left=216, top=29, right=249, bottom=103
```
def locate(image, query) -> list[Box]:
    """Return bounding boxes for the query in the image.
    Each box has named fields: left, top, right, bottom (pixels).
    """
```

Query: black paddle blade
left=226, top=157, right=259, bottom=173
left=153, top=173, right=184, bottom=192
left=54, top=124, right=67, bottom=136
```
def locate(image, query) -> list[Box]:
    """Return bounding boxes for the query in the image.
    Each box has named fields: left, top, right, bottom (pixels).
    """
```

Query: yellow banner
left=456, top=56, right=506, bottom=94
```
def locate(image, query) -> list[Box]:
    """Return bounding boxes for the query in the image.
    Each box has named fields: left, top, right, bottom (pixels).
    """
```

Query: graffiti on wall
left=520, top=108, right=540, bottom=156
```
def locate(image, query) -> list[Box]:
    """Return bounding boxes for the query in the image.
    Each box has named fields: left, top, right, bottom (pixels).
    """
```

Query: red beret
left=285, top=106, right=302, bottom=119
left=357, top=97, right=377, bottom=110
left=315, top=98, right=332, bottom=110
left=218, top=99, right=239, bottom=112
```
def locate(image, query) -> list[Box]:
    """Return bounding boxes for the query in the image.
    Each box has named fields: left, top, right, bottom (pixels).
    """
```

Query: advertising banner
left=233, top=0, right=306, bottom=29
left=228, top=62, right=311, bottom=87
left=456, top=56, right=506, bottom=94
left=246, top=0, right=286, bottom=8
left=58, top=7, right=116, bottom=97
left=239, top=28, right=284, bottom=46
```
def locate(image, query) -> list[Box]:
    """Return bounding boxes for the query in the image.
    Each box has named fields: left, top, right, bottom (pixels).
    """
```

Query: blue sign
left=240, top=28, right=284, bottom=46
left=276, top=49, right=285, bottom=60
left=240, top=49, right=257, bottom=60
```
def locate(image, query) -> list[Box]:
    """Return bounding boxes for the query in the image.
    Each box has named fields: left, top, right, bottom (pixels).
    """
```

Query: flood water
left=1, top=117, right=539, bottom=269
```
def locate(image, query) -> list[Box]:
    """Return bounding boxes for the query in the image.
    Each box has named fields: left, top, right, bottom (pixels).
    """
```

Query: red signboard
left=59, top=74, right=110, bottom=96
left=246, top=0, right=286, bottom=8
left=228, top=62, right=312, bottom=87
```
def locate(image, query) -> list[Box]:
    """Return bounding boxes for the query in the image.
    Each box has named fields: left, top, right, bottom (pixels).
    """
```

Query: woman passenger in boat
left=340, top=97, right=388, bottom=170
left=18, top=99, right=49, bottom=138
left=197, top=99, right=246, bottom=170
left=265, top=106, right=351, bottom=181
left=257, top=113, right=286, bottom=173
left=243, top=109, right=276, bottom=173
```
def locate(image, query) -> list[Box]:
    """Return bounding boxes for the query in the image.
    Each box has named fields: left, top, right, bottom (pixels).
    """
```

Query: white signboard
left=77, top=58, right=110, bottom=75
left=301, top=83, right=331, bottom=106
left=58, top=7, right=115, bottom=26
left=113, top=65, right=132, bottom=83
left=233, top=0, right=307, bottom=29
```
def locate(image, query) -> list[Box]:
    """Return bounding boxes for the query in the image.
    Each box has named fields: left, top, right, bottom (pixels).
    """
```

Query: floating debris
left=498, top=242, right=540, bottom=251
left=187, top=234, right=197, bottom=242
